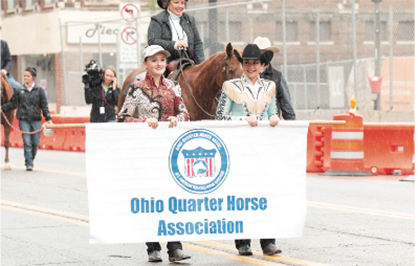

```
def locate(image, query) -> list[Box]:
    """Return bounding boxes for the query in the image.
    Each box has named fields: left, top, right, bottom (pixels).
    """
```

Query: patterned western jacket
left=118, top=72, right=189, bottom=122
left=216, top=74, right=278, bottom=121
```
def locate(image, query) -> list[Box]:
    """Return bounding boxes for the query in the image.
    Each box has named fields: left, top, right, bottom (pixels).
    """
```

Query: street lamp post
left=209, top=0, right=218, bottom=56
left=372, top=0, right=382, bottom=110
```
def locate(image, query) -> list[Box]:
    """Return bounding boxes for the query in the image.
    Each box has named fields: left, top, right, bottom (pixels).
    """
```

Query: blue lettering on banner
left=168, top=129, right=230, bottom=194
left=157, top=219, right=244, bottom=236
left=131, top=197, right=164, bottom=214
left=226, top=196, right=267, bottom=211
left=130, top=196, right=267, bottom=214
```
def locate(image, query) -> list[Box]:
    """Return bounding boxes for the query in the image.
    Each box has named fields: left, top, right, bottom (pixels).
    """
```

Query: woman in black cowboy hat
left=148, top=0, right=205, bottom=76
left=216, top=44, right=279, bottom=127
left=216, top=44, right=282, bottom=256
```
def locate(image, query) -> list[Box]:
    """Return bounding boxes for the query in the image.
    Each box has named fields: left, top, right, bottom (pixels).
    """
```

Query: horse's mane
left=195, top=50, right=226, bottom=69
left=186, top=50, right=226, bottom=78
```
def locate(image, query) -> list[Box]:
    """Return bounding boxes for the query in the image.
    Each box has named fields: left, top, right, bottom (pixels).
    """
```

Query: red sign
left=120, top=27, right=137, bottom=45
left=120, top=3, right=140, bottom=23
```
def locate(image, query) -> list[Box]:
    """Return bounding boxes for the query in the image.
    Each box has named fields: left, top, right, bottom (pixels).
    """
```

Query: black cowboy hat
left=157, top=0, right=188, bottom=9
left=233, top=44, right=274, bottom=65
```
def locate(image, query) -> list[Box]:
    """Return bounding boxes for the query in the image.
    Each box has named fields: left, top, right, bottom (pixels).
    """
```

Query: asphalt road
left=1, top=147, right=414, bottom=266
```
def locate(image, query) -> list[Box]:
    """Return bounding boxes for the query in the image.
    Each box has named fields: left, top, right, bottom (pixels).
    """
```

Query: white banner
left=86, top=121, right=308, bottom=244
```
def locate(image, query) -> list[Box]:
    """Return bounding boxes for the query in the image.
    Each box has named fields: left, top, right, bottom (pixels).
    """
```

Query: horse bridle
left=179, top=49, right=232, bottom=119
left=222, top=53, right=233, bottom=81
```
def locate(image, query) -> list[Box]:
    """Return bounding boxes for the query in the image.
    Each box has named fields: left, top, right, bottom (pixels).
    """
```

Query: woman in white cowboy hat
left=215, top=43, right=282, bottom=256
left=118, top=45, right=191, bottom=262
left=253, top=36, right=295, bottom=120
left=148, top=0, right=205, bottom=76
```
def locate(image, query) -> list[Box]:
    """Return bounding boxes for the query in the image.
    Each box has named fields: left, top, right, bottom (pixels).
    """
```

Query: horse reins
left=179, top=49, right=231, bottom=119
left=1, top=109, right=43, bottom=135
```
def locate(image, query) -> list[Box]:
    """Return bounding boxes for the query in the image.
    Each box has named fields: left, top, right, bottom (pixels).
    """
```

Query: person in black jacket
left=1, top=40, right=21, bottom=89
left=1, top=67, right=53, bottom=171
left=84, top=66, right=120, bottom=122
left=148, top=0, right=205, bottom=76
left=254, top=37, right=296, bottom=120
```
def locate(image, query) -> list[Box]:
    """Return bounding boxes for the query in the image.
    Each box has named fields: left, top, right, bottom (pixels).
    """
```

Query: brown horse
left=1, top=74, right=15, bottom=170
left=117, top=43, right=243, bottom=121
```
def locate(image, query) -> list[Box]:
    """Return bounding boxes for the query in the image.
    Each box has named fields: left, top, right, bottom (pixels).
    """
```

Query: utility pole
left=372, top=0, right=382, bottom=110
left=209, top=0, right=218, bottom=56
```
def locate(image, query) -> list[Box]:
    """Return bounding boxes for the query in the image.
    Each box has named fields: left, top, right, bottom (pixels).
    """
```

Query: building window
left=337, top=0, right=358, bottom=9
left=310, top=21, right=332, bottom=42
left=7, top=0, right=16, bottom=8
left=25, top=0, right=34, bottom=7
left=219, top=21, right=242, bottom=42
left=398, top=21, right=414, bottom=41
left=276, top=21, right=298, bottom=42
left=365, top=21, right=387, bottom=41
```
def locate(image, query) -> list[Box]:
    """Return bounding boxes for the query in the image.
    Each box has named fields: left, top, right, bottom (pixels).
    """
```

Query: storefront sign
left=67, top=22, right=118, bottom=44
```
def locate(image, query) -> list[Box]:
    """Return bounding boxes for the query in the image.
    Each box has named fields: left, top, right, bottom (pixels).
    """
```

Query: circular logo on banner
left=169, top=129, right=230, bottom=195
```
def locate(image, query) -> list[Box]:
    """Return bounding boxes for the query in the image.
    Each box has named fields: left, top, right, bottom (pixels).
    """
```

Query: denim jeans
left=8, top=75, right=21, bottom=89
left=235, top=239, right=275, bottom=249
left=19, top=120, right=41, bottom=167
left=146, top=242, right=182, bottom=256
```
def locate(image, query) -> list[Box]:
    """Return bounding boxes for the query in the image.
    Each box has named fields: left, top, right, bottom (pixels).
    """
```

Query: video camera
left=82, top=59, right=105, bottom=89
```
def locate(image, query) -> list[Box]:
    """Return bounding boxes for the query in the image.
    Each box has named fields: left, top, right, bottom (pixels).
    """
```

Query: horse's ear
left=226, top=43, right=233, bottom=57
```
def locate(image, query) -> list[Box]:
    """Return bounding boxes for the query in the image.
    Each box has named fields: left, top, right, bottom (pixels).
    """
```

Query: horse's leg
left=4, top=125, right=12, bottom=170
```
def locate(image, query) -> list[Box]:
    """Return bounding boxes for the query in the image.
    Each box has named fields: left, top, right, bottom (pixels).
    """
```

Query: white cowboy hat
left=143, top=45, right=171, bottom=60
left=253, top=36, right=280, bottom=54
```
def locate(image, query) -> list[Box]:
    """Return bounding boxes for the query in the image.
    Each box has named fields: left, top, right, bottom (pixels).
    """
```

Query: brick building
left=1, top=0, right=414, bottom=112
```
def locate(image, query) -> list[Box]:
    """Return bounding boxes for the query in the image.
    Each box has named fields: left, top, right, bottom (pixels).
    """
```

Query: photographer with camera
left=83, top=61, right=120, bottom=122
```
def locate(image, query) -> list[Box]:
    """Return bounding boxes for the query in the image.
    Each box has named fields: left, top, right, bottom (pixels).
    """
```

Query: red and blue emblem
left=182, top=147, right=217, bottom=178
left=169, top=129, right=230, bottom=195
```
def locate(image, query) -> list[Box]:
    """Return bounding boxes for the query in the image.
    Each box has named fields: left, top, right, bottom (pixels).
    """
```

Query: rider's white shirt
left=168, top=10, right=189, bottom=50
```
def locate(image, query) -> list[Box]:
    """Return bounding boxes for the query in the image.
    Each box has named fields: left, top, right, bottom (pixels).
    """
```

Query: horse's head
left=222, top=43, right=243, bottom=82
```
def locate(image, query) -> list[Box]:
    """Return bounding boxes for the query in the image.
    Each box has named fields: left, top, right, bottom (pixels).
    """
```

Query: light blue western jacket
left=216, top=75, right=278, bottom=121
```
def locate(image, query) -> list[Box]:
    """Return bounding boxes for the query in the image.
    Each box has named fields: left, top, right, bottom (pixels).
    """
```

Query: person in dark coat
left=148, top=0, right=205, bottom=76
left=1, top=67, right=53, bottom=171
left=254, top=37, right=296, bottom=120
left=84, top=66, right=120, bottom=123
left=1, top=40, right=21, bottom=89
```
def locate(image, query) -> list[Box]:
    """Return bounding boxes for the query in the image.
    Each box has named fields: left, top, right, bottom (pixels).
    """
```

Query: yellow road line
left=1, top=200, right=316, bottom=266
left=196, top=241, right=331, bottom=266
left=1, top=200, right=89, bottom=221
left=1, top=205, right=89, bottom=227
left=183, top=242, right=287, bottom=266
left=307, top=201, right=414, bottom=220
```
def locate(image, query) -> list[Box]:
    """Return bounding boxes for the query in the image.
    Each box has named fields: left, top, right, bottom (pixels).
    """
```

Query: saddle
left=168, top=59, right=194, bottom=80
left=167, top=49, right=196, bottom=80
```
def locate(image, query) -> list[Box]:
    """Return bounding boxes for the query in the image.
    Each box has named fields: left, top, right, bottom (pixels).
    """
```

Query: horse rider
left=148, top=0, right=205, bottom=76
left=1, top=40, right=21, bottom=89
